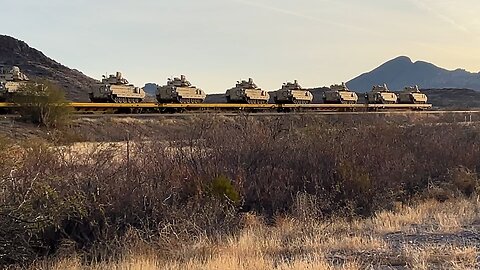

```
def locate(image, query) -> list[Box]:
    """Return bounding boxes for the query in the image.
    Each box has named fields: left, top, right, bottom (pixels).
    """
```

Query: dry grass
left=370, top=198, right=480, bottom=233
left=404, top=245, right=477, bottom=270
left=29, top=198, right=480, bottom=270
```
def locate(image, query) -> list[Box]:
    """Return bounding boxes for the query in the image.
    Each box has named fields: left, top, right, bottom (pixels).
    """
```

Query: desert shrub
left=449, top=166, right=478, bottom=197
left=208, top=175, right=240, bottom=204
left=421, top=184, right=457, bottom=202
left=1, top=141, right=70, bottom=261
left=12, top=80, right=71, bottom=128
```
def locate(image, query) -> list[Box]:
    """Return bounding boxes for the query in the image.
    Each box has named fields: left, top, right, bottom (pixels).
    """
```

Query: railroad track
left=0, top=102, right=433, bottom=114
left=1, top=109, right=479, bottom=124
left=68, top=110, right=480, bottom=118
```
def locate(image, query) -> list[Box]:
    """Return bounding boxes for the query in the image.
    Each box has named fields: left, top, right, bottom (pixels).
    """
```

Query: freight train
left=0, top=67, right=429, bottom=106
left=85, top=72, right=427, bottom=106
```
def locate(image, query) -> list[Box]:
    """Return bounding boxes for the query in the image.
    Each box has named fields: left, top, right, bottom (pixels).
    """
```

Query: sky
left=3, top=0, right=480, bottom=93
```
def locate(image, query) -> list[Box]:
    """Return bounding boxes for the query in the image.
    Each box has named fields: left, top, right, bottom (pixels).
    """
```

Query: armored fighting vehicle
left=398, top=85, right=428, bottom=104
left=156, top=75, right=206, bottom=103
left=365, top=84, right=398, bottom=104
left=225, top=78, right=269, bottom=104
left=0, top=66, right=30, bottom=101
left=323, top=83, right=358, bottom=104
left=273, top=80, right=313, bottom=104
left=89, top=72, right=145, bottom=103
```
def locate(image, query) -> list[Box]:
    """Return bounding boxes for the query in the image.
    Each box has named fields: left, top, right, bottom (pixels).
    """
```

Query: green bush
left=208, top=175, right=240, bottom=204
left=12, top=81, right=71, bottom=128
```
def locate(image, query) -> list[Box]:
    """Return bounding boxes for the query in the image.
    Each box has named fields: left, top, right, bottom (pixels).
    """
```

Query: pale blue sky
left=3, top=0, right=480, bottom=93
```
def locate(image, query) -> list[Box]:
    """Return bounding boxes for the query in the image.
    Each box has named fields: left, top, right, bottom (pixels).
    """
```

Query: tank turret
left=330, top=82, right=349, bottom=92
left=365, top=83, right=398, bottom=104
left=167, top=75, right=193, bottom=88
left=404, top=85, right=420, bottom=92
left=372, top=84, right=389, bottom=92
left=156, top=75, right=206, bottom=103
left=89, top=72, right=145, bottom=103
left=323, top=82, right=358, bottom=104
left=0, top=66, right=29, bottom=82
left=11, top=66, right=29, bottom=81
left=225, top=78, right=270, bottom=104
left=101, top=72, right=130, bottom=85
left=234, top=78, right=258, bottom=89
left=273, top=80, right=313, bottom=104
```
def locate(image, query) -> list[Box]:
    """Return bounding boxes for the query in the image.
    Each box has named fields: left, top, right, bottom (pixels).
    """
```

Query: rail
left=0, top=102, right=433, bottom=113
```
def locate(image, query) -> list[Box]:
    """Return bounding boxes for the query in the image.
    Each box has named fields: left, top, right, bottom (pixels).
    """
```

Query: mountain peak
left=347, top=56, right=480, bottom=92
left=389, top=56, right=413, bottom=63
left=378, top=56, right=413, bottom=69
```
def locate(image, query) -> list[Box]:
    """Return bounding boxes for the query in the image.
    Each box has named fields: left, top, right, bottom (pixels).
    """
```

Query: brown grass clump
left=404, top=245, right=478, bottom=270
left=370, top=198, right=480, bottom=233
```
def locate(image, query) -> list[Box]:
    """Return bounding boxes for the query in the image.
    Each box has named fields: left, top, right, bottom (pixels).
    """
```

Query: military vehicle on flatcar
left=89, top=72, right=145, bottom=103
left=156, top=75, right=206, bottom=103
left=0, top=66, right=30, bottom=101
left=323, top=82, right=358, bottom=104
left=365, top=84, right=398, bottom=104
left=225, top=78, right=269, bottom=104
left=273, top=80, right=313, bottom=104
left=398, top=85, right=428, bottom=104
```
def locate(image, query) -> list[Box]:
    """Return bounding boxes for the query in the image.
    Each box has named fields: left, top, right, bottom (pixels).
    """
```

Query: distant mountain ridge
left=0, top=35, right=97, bottom=101
left=347, top=56, right=480, bottom=92
left=143, top=83, right=158, bottom=95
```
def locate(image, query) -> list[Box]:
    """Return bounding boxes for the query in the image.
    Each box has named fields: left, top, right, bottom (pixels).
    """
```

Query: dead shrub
left=421, top=184, right=457, bottom=202
left=449, top=166, right=478, bottom=197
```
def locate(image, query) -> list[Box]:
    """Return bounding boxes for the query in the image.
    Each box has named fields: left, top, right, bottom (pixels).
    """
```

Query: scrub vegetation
left=1, top=113, right=479, bottom=269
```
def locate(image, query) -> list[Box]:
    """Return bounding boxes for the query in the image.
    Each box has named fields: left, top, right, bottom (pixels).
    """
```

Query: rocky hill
left=0, top=35, right=97, bottom=101
left=422, top=88, right=480, bottom=109
left=347, top=56, right=480, bottom=92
